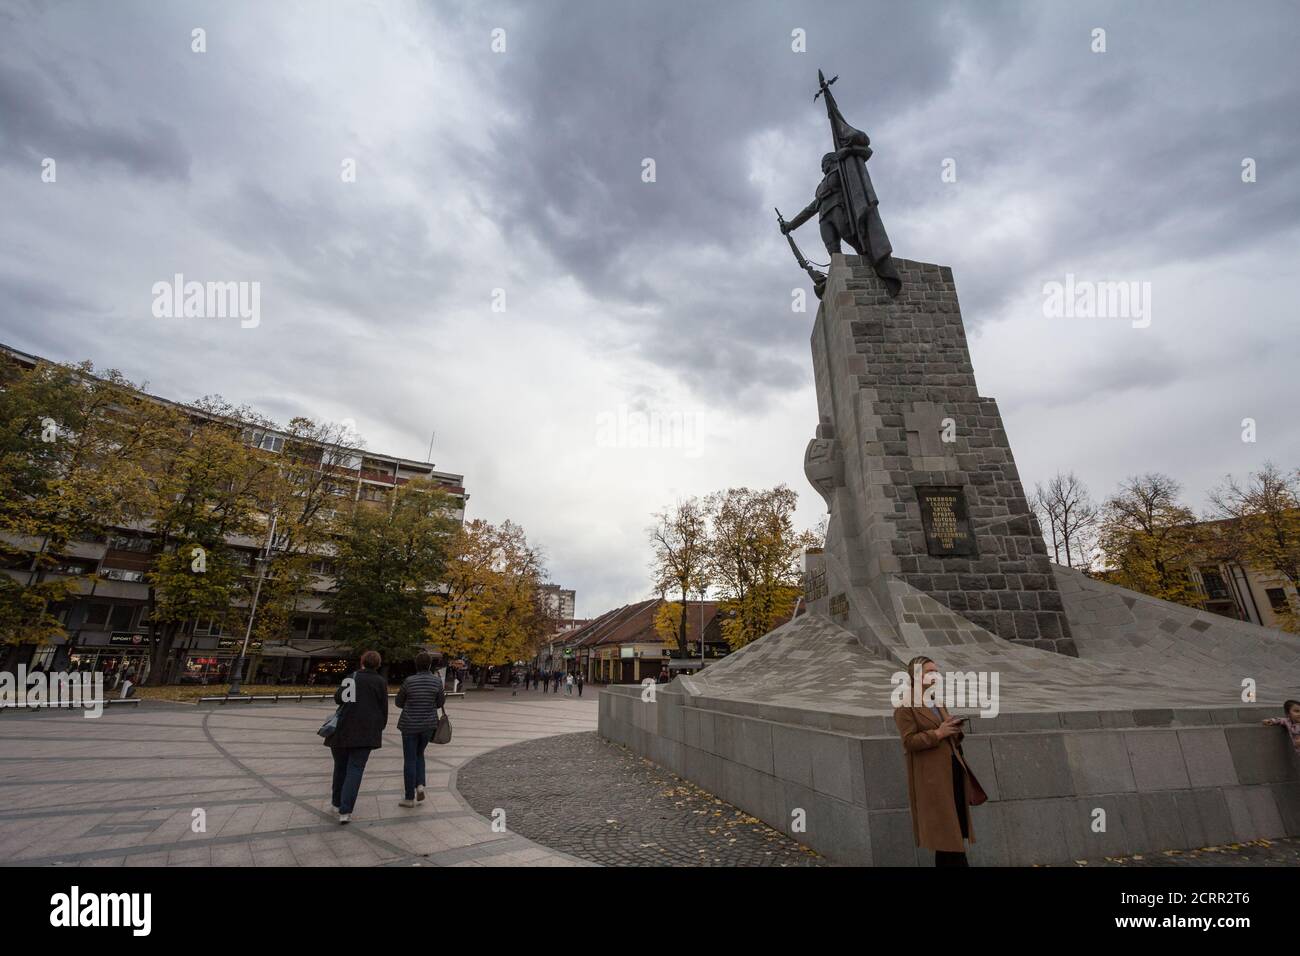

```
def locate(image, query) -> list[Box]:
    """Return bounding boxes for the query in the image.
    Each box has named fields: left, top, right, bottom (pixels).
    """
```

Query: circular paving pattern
left=457, top=731, right=827, bottom=867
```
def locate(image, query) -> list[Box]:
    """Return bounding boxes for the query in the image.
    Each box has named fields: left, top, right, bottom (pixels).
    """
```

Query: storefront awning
left=259, top=645, right=311, bottom=659
left=667, top=658, right=713, bottom=670
left=259, top=640, right=352, bottom=659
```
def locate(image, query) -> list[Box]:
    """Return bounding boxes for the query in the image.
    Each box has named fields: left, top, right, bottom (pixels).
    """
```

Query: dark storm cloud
left=998, top=341, right=1185, bottom=412
left=200, top=181, right=458, bottom=328
left=468, top=0, right=991, bottom=401
left=471, top=0, right=1300, bottom=402
left=0, top=60, right=191, bottom=180
left=479, top=0, right=978, bottom=279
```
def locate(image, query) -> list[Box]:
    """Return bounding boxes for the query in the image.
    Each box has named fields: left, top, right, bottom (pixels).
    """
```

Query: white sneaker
left=338, top=813, right=351, bottom=824
left=329, top=804, right=339, bottom=813
left=398, top=798, right=416, bottom=808
left=416, top=785, right=426, bottom=802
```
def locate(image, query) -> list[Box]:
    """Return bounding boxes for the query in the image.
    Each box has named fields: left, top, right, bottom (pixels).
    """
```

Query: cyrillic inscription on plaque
left=916, top=486, right=977, bottom=557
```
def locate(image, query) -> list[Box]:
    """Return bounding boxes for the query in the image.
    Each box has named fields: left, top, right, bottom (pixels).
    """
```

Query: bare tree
left=1032, top=482, right=1062, bottom=564
left=1033, top=472, right=1099, bottom=570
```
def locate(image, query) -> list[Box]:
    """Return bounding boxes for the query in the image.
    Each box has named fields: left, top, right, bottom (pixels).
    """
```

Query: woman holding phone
left=893, top=655, right=985, bottom=866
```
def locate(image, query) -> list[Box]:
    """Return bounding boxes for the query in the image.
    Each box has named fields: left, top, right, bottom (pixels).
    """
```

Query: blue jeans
left=330, top=747, right=372, bottom=814
left=402, top=730, right=433, bottom=800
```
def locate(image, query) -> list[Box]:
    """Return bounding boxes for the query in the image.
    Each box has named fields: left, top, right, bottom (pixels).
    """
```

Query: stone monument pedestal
left=599, top=257, right=1300, bottom=865
left=806, top=254, right=1073, bottom=658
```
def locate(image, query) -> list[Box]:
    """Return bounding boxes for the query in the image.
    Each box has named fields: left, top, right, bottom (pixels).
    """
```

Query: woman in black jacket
left=328, top=650, right=389, bottom=823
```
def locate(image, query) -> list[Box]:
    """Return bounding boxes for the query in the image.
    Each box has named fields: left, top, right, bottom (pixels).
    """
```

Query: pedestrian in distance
left=576, top=671, right=584, bottom=697
left=395, top=652, right=445, bottom=807
left=326, top=650, right=389, bottom=824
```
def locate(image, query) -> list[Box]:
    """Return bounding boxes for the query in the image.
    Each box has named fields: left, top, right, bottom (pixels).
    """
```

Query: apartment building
left=0, top=343, right=466, bottom=684
left=539, top=584, right=577, bottom=623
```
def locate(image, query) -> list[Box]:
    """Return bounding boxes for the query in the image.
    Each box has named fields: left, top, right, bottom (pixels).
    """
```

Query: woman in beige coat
left=893, top=655, right=983, bottom=866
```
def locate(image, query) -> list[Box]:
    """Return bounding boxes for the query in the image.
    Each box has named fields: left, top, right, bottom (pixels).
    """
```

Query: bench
left=0, top=697, right=141, bottom=710
left=198, top=693, right=336, bottom=705
left=197, top=690, right=467, bottom=705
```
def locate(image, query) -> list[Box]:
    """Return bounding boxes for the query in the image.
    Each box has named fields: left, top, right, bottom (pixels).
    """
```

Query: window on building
left=1199, top=567, right=1230, bottom=601
left=83, top=604, right=110, bottom=628
left=1266, top=588, right=1291, bottom=613
left=102, top=568, right=146, bottom=583
left=109, top=605, right=135, bottom=630
left=242, top=429, right=284, bottom=454
left=107, top=535, right=153, bottom=553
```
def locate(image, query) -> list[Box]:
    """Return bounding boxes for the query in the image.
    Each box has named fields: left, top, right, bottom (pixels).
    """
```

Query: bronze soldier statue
left=781, top=142, right=873, bottom=261
left=779, top=72, right=902, bottom=298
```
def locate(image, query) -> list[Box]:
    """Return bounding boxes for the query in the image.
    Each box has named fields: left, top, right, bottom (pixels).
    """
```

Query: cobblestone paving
left=1066, top=837, right=1300, bottom=867
left=457, top=731, right=826, bottom=867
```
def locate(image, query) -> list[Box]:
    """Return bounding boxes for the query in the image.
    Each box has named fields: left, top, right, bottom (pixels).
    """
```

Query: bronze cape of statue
left=779, top=71, right=902, bottom=298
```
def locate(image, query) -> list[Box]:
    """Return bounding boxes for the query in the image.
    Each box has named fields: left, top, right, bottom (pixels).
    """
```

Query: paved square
left=0, top=690, right=597, bottom=867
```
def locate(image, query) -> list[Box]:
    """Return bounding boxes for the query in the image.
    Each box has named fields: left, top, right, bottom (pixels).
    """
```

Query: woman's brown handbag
left=964, top=766, right=988, bottom=806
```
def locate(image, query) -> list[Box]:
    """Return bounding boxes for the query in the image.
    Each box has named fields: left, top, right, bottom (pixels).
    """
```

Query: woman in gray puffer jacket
left=395, top=652, right=445, bottom=807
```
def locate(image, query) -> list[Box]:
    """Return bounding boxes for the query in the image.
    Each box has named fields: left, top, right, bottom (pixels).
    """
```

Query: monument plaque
left=805, top=567, right=828, bottom=601
left=916, top=486, right=977, bottom=557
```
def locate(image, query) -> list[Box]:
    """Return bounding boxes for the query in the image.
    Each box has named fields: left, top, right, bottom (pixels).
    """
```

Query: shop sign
left=217, top=638, right=263, bottom=650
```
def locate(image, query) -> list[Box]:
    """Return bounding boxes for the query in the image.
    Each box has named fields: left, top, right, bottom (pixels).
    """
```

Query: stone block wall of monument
left=813, top=256, right=1075, bottom=654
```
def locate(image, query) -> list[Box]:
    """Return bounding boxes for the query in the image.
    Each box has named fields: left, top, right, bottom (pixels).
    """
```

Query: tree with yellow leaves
left=0, top=360, right=167, bottom=652
left=705, top=485, right=815, bottom=650
left=1097, top=473, right=1203, bottom=608
left=1208, top=462, right=1300, bottom=632
left=426, top=519, right=549, bottom=686
left=648, top=497, right=710, bottom=658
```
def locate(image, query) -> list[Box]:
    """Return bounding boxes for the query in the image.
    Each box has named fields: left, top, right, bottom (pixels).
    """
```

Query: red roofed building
left=565, top=598, right=729, bottom=684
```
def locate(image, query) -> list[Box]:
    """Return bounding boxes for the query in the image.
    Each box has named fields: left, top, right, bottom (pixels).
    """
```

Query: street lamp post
left=699, top=590, right=705, bottom=670
left=228, top=515, right=276, bottom=698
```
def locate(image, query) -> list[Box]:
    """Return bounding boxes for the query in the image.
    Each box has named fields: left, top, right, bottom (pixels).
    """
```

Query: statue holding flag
left=778, top=71, right=902, bottom=298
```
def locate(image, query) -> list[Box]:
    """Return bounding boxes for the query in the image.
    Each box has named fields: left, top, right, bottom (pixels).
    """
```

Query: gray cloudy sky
left=2, top=0, right=1297, bottom=617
